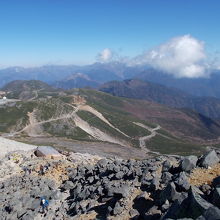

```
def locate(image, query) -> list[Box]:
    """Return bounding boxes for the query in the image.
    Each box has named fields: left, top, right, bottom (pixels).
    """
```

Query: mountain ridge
left=99, top=79, right=220, bottom=119
left=1, top=63, right=220, bottom=98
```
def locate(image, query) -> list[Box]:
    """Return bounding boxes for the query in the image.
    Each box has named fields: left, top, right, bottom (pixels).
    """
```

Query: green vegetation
left=156, top=129, right=180, bottom=140
left=147, top=134, right=206, bottom=156
left=35, top=98, right=73, bottom=121
left=43, top=119, right=92, bottom=141
left=76, top=110, right=134, bottom=144
left=101, top=113, right=151, bottom=137
left=80, top=89, right=124, bottom=108
left=1, top=86, right=217, bottom=156
left=0, top=101, right=36, bottom=132
left=59, top=96, right=74, bottom=103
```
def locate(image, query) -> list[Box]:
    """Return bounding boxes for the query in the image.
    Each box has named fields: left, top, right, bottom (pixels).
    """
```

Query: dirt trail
left=11, top=105, right=81, bottom=136
left=11, top=104, right=130, bottom=147
left=29, top=89, right=44, bottom=101
left=78, top=105, right=130, bottom=138
left=25, top=110, right=43, bottom=136
left=74, top=114, right=129, bottom=146
left=133, top=122, right=161, bottom=153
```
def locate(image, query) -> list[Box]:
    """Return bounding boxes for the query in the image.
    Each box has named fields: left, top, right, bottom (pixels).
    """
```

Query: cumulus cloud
left=97, top=48, right=113, bottom=62
left=132, top=35, right=209, bottom=78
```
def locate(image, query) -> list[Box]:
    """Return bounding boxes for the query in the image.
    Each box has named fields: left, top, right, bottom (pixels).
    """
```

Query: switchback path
left=133, top=122, right=161, bottom=154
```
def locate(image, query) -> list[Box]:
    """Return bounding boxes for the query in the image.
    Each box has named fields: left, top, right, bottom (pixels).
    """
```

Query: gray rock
left=161, top=199, right=170, bottom=212
left=135, top=167, right=143, bottom=176
left=212, top=186, right=220, bottom=208
left=161, top=172, right=172, bottom=184
left=129, top=208, right=139, bottom=217
left=181, top=156, right=198, bottom=172
left=159, top=182, right=181, bottom=205
left=78, top=188, right=90, bottom=200
left=113, top=165, right=121, bottom=173
left=72, top=184, right=82, bottom=199
left=63, top=180, right=75, bottom=190
left=107, top=206, right=113, bottom=215
left=150, top=176, right=160, bottom=191
left=122, top=166, right=129, bottom=174
left=97, top=186, right=103, bottom=195
left=175, top=172, right=190, bottom=191
left=29, top=199, right=41, bottom=211
left=162, top=160, right=172, bottom=172
left=162, top=198, right=189, bottom=219
left=146, top=205, right=161, bottom=216
left=35, top=146, right=62, bottom=159
left=200, top=184, right=211, bottom=195
left=187, top=186, right=213, bottom=218
left=21, top=211, right=35, bottom=220
left=87, top=176, right=94, bottom=184
left=50, top=190, right=62, bottom=200
left=199, top=150, right=220, bottom=168
left=202, top=206, right=220, bottom=220
left=115, top=171, right=124, bottom=180
left=17, top=209, right=27, bottom=218
left=113, top=201, right=123, bottom=215
left=212, top=176, right=220, bottom=187
left=107, top=184, right=130, bottom=198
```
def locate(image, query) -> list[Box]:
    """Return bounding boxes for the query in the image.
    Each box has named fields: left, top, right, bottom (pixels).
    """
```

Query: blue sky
left=0, top=0, right=219, bottom=67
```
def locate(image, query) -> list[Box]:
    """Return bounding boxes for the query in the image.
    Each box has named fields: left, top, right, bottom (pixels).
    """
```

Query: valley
left=1, top=80, right=220, bottom=157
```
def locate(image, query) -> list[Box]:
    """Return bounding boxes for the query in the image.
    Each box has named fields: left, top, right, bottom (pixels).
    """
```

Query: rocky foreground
left=1, top=147, right=220, bottom=219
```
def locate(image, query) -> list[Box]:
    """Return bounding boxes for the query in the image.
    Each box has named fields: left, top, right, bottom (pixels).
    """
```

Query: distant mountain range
left=100, top=79, right=220, bottom=119
left=1, top=62, right=220, bottom=98
left=136, top=68, right=220, bottom=98
left=0, top=62, right=132, bottom=88
left=54, top=73, right=100, bottom=89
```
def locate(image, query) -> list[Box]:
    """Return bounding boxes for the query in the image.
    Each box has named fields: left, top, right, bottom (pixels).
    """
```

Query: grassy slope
left=147, top=134, right=206, bottom=156
left=0, top=101, right=36, bottom=132
left=0, top=88, right=218, bottom=155
left=77, top=89, right=216, bottom=155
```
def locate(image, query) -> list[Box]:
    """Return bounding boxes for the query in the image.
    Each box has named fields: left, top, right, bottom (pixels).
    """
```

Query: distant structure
left=35, top=146, right=62, bottom=159
left=2, top=96, right=7, bottom=100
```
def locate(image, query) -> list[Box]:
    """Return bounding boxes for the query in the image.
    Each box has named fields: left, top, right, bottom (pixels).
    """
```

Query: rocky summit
left=1, top=147, right=220, bottom=219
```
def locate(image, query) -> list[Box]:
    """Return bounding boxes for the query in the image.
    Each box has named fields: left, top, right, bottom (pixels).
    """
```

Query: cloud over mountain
left=132, top=35, right=208, bottom=78
left=97, top=48, right=113, bottom=62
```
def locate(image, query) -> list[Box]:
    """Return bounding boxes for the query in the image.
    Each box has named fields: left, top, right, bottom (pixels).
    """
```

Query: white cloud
left=132, top=35, right=209, bottom=78
left=97, top=48, right=113, bottom=62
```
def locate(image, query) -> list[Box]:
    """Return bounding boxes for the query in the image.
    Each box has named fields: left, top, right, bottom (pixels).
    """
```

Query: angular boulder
left=180, top=155, right=198, bottom=172
left=212, top=176, right=220, bottom=187
left=159, top=182, right=181, bottom=205
left=187, top=186, right=213, bottom=218
left=202, top=206, right=220, bottom=220
left=199, top=150, right=219, bottom=168
left=174, top=172, right=190, bottom=191
left=212, top=186, right=220, bottom=208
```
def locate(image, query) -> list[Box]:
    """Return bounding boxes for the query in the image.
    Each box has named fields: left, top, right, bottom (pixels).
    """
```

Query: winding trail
left=133, top=122, right=161, bottom=153
left=10, top=101, right=166, bottom=151
left=10, top=104, right=131, bottom=147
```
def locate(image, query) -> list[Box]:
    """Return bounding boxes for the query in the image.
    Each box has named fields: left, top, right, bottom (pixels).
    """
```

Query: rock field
left=1, top=142, right=220, bottom=219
